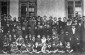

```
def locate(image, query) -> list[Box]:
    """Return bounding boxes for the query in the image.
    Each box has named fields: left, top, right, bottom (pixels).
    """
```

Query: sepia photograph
left=0, top=0, right=85, bottom=55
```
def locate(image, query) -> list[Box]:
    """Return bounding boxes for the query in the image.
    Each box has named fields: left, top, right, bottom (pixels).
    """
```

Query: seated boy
left=33, top=42, right=42, bottom=53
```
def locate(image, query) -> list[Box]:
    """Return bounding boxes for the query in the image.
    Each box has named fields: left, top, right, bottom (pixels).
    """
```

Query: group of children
left=0, top=15, right=84, bottom=54
left=2, top=34, right=73, bottom=54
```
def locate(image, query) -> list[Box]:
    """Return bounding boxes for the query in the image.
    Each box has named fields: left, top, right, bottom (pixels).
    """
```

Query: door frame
left=19, top=1, right=29, bottom=18
left=0, top=0, right=10, bottom=18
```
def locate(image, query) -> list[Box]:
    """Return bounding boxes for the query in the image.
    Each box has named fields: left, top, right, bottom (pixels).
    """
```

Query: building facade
left=0, top=0, right=37, bottom=21
left=0, top=0, right=85, bottom=20
left=0, top=0, right=85, bottom=47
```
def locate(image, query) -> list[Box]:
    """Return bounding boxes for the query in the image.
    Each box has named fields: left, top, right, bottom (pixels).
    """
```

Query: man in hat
left=57, top=17, right=63, bottom=34
left=70, top=24, right=81, bottom=52
left=62, top=17, right=67, bottom=30
left=64, top=19, right=72, bottom=36
left=42, top=16, right=47, bottom=36
left=29, top=18, right=36, bottom=37
left=77, top=20, right=84, bottom=52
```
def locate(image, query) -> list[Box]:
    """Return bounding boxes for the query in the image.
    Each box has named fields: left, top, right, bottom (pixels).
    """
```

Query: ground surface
left=1, top=52, right=85, bottom=55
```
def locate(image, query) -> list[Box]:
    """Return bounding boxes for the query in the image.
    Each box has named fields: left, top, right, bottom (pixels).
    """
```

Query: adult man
left=29, top=17, right=36, bottom=36
left=77, top=20, right=84, bottom=52
left=70, top=24, right=80, bottom=52
left=64, top=19, right=72, bottom=34
left=42, top=16, right=47, bottom=36
left=57, top=17, right=63, bottom=34
left=46, top=16, right=53, bottom=37
left=62, top=17, right=67, bottom=30
left=53, top=17, right=58, bottom=29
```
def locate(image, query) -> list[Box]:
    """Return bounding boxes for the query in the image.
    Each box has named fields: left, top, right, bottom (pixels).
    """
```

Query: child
left=46, top=43, right=53, bottom=53
left=3, top=35, right=10, bottom=53
left=3, top=42, right=10, bottom=53
left=10, top=42, right=18, bottom=53
left=41, top=36, right=47, bottom=53
left=16, top=35, right=24, bottom=52
left=12, top=34, right=17, bottom=42
left=20, top=43, right=27, bottom=53
left=52, top=42, right=58, bottom=53
left=58, top=41, right=65, bottom=53
left=24, top=35, right=28, bottom=45
left=33, top=42, right=41, bottom=53
left=26, top=43, right=33, bottom=53
left=65, top=42, right=73, bottom=53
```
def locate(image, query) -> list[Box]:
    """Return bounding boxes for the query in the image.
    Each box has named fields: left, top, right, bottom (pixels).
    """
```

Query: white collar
left=72, top=27, right=75, bottom=29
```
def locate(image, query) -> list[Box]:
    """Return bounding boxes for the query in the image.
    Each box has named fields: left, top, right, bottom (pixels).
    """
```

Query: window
left=19, top=0, right=37, bottom=17
left=0, top=0, right=10, bottom=20
left=0, top=0, right=10, bottom=16
left=29, top=2, right=35, bottom=17
left=68, top=1, right=74, bottom=18
left=21, top=3, right=27, bottom=18
left=67, top=0, right=82, bottom=18
left=0, top=0, right=10, bottom=27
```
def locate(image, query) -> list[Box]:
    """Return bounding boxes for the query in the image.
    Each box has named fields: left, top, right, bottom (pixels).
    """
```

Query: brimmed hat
left=67, top=19, right=71, bottom=22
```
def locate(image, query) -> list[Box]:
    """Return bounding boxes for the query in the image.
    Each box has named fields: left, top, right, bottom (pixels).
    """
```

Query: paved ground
left=0, top=52, right=85, bottom=55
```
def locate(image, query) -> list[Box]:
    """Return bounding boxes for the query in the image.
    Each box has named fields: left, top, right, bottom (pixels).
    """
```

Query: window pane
left=68, top=1, right=74, bottom=18
left=68, top=14, right=74, bottom=18
left=1, top=2, right=7, bottom=15
left=68, top=6, right=74, bottom=14
left=29, top=12, right=35, bottom=16
left=75, top=1, right=81, bottom=7
left=75, top=1, right=82, bottom=17
left=21, top=5, right=27, bottom=17
left=68, top=1, right=73, bottom=6
left=67, top=0, right=82, bottom=18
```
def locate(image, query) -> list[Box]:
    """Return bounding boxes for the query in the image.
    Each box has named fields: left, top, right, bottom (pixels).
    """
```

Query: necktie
left=72, top=28, right=75, bottom=34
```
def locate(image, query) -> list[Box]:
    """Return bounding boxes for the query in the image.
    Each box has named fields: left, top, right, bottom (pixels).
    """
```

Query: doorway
left=0, top=0, right=10, bottom=27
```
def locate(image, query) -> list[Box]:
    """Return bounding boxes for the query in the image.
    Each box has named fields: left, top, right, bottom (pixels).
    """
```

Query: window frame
left=66, top=0, right=83, bottom=19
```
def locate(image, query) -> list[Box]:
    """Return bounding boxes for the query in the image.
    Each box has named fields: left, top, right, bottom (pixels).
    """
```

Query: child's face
left=25, top=36, right=28, bottom=39
left=28, top=45, right=31, bottom=47
left=4, top=35, right=7, bottom=38
left=52, top=35, right=55, bottom=38
left=14, top=35, right=16, bottom=38
left=28, top=44, right=31, bottom=47
left=29, top=35, right=31, bottom=38
left=67, top=42, right=70, bottom=46
left=37, top=35, right=40, bottom=38
left=53, top=43, right=55, bottom=46
left=66, top=32, right=68, bottom=35
left=19, top=35, right=22, bottom=38
left=47, top=35, right=50, bottom=38
left=66, top=33, right=68, bottom=35
left=35, top=42, right=38, bottom=46
left=48, top=45, right=51, bottom=47
left=9, top=35, right=11, bottom=38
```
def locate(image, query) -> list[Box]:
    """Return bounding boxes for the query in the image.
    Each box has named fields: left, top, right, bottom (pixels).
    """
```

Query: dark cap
left=67, top=19, right=71, bottom=22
